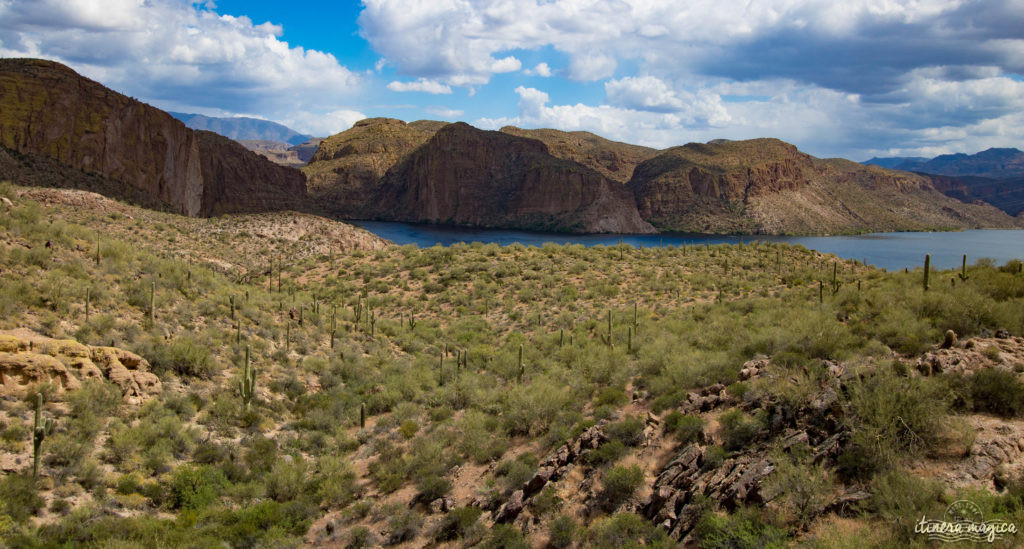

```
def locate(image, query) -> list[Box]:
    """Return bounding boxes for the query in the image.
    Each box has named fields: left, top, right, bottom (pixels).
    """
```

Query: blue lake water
left=353, top=221, right=1024, bottom=272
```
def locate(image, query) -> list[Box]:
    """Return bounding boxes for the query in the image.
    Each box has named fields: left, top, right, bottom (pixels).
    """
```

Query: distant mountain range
left=864, top=148, right=1024, bottom=216
left=1, top=58, right=1020, bottom=234
left=170, top=112, right=314, bottom=146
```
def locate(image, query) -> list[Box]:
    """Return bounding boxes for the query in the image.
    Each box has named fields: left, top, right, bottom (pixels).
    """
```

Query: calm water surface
left=354, top=221, right=1024, bottom=272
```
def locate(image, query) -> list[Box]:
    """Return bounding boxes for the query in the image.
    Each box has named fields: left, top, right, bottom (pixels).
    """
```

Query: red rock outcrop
left=628, top=138, right=1019, bottom=234
left=0, top=58, right=307, bottom=217
left=370, top=123, right=655, bottom=233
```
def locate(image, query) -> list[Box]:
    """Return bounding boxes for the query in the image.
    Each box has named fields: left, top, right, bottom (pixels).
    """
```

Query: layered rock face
left=0, top=333, right=161, bottom=403
left=0, top=58, right=307, bottom=217
left=195, top=131, right=308, bottom=216
left=302, top=118, right=444, bottom=216
left=628, top=138, right=1019, bottom=233
left=0, top=58, right=203, bottom=215
left=370, top=123, right=655, bottom=233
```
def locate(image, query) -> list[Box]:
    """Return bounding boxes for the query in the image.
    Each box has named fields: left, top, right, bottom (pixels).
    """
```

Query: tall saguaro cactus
left=958, top=254, right=969, bottom=282
left=33, top=393, right=51, bottom=478
left=239, top=345, right=256, bottom=409
left=923, top=254, right=931, bottom=291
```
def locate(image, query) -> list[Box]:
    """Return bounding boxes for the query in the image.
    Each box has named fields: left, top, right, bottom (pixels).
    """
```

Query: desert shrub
left=67, top=378, right=121, bottom=419
left=416, top=474, right=452, bottom=502
left=386, top=508, right=421, bottom=544
left=862, top=470, right=945, bottom=542
left=0, top=475, right=44, bottom=522
left=495, top=453, right=537, bottom=493
left=663, top=412, right=705, bottom=444
left=694, top=506, right=788, bottom=549
left=548, top=514, right=578, bottom=549
left=587, top=512, right=672, bottom=549
left=140, top=334, right=217, bottom=378
left=478, top=524, right=530, bottom=549
left=764, top=445, right=832, bottom=527
left=314, top=456, right=357, bottom=507
left=265, top=457, right=308, bottom=503
left=433, top=506, right=482, bottom=542
left=583, top=439, right=628, bottom=466
left=718, top=409, right=766, bottom=451
left=703, top=445, right=728, bottom=471
left=601, top=464, right=644, bottom=510
left=168, top=465, right=228, bottom=510
left=847, top=371, right=951, bottom=463
left=964, top=369, right=1024, bottom=417
left=594, top=386, right=628, bottom=406
left=606, top=415, right=646, bottom=447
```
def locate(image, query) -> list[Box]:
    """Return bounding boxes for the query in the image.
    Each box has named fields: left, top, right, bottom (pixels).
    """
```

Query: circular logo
left=944, top=500, right=983, bottom=524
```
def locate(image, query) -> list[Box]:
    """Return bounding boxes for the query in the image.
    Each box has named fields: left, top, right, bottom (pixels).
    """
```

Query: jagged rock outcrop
left=499, top=126, right=658, bottom=183
left=628, top=138, right=1020, bottom=234
left=0, top=58, right=307, bottom=217
left=0, top=333, right=161, bottom=402
left=370, top=123, right=655, bottom=233
left=917, top=336, right=1024, bottom=376
left=195, top=131, right=308, bottom=216
left=302, top=118, right=444, bottom=217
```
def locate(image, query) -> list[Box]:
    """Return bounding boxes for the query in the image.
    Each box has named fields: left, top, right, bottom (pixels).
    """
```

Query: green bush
left=965, top=369, right=1024, bottom=417
left=0, top=475, right=43, bottom=522
left=265, top=458, right=308, bottom=503
left=694, top=506, right=788, bottom=549
left=718, top=409, right=765, bottom=451
left=606, top=415, right=646, bottom=447
left=583, top=439, right=628, bottom=466
left=168, top=465, right=228, bottom=510
left=433, top=506, right=482, bottom=542
left=601, top=464, right=644, bottom=510
left=478, top=524, right=530, bottom=549
left=549, top=514, right=578, bottom=549
left=141, top=334, right=217, bottom=379
left=588, top=512, right=672, bottom=549
left=663, top=412, right=705, bottom=444
left=386, top=508, right=422, bottom=544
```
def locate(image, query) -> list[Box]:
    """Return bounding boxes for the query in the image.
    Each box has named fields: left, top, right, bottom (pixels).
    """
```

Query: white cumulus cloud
left=386, top=79, right=453, bottom=94
left=0, top=0, right=362, bottom=133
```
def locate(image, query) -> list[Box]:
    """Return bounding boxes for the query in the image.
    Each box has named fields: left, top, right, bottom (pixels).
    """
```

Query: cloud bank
left=0, top=0, right=364, bottom=136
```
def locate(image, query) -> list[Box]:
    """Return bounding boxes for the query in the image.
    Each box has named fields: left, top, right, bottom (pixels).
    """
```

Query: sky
left=0, top=0, right=1022, bottom=160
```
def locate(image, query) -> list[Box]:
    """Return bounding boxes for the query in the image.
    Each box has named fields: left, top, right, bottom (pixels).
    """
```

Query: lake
left=353, top=221, right=1024, bottom=272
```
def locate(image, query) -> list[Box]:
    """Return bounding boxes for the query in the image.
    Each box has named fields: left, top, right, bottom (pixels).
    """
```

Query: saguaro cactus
left=33, top=393, right=51, bottom=478
left=149, top=280, right=156, bottom=323
left=239, top=345, right=256, bottom=409
left=923, top=254, right=931, bottom=291
left=958, top=254, right=969, bottom=281
left=517, top=344, right=525, bottom=384
left=360, top=402, right=366, bottom=429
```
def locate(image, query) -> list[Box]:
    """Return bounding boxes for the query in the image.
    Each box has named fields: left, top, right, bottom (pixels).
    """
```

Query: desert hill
left=369, top=123, right=655, bottom=233
left=628, top=138, right=1019, bottom=233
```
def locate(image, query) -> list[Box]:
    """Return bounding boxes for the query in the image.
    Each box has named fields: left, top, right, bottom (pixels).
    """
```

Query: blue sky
left=1, top=0, right=1022, bottom=160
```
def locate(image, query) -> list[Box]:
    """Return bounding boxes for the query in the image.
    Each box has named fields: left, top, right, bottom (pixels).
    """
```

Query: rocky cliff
left=628, top=138, right=1020, bottom=233
left=195, top=131, right=309, bottom=216
left=0, top=58, right=307, bottom=217
left=499, top=126, right=658, bottom=183
left=302, top=118, right=445, bottom=216
left=369, top=123, right=655, bottom=233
